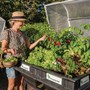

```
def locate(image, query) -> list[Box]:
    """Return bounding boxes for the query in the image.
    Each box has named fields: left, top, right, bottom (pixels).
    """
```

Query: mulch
left=0, top=68, right=8, bottom=90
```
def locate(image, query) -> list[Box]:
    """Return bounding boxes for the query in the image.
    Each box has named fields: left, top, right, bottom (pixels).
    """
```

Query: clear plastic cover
left=0, top=17, right=5, bottom=40
left=44, top=0, right=90, bottom=31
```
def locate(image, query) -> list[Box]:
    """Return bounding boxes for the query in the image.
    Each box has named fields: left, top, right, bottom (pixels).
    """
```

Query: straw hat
left=9, top=11, right=26, bottom=21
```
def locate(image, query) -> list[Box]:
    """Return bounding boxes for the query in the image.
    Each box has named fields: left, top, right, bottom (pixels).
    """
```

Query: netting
left=0, top=17, right=5, bottom=40
left=44, top=0, right=90, bottom=31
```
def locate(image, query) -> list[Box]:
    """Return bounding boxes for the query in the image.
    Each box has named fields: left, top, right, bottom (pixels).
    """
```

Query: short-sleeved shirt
left=1, top=28, right=29, bottom=60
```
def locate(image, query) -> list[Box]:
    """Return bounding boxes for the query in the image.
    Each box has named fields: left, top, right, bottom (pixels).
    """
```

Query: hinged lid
left=44, top=0, right=90, bottom=32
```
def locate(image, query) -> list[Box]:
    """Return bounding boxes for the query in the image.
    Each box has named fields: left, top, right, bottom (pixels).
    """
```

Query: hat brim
left=9, top=18, right=26, bottom=21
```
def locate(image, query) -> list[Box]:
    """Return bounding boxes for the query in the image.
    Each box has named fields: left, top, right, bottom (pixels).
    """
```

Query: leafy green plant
left=3, top=56, right=18, bottom=62
left=23, top=23, right=90, bottom=78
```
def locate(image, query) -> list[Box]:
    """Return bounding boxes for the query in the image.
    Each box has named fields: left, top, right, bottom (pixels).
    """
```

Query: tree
left=0, top=0, right=64, bottom=26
